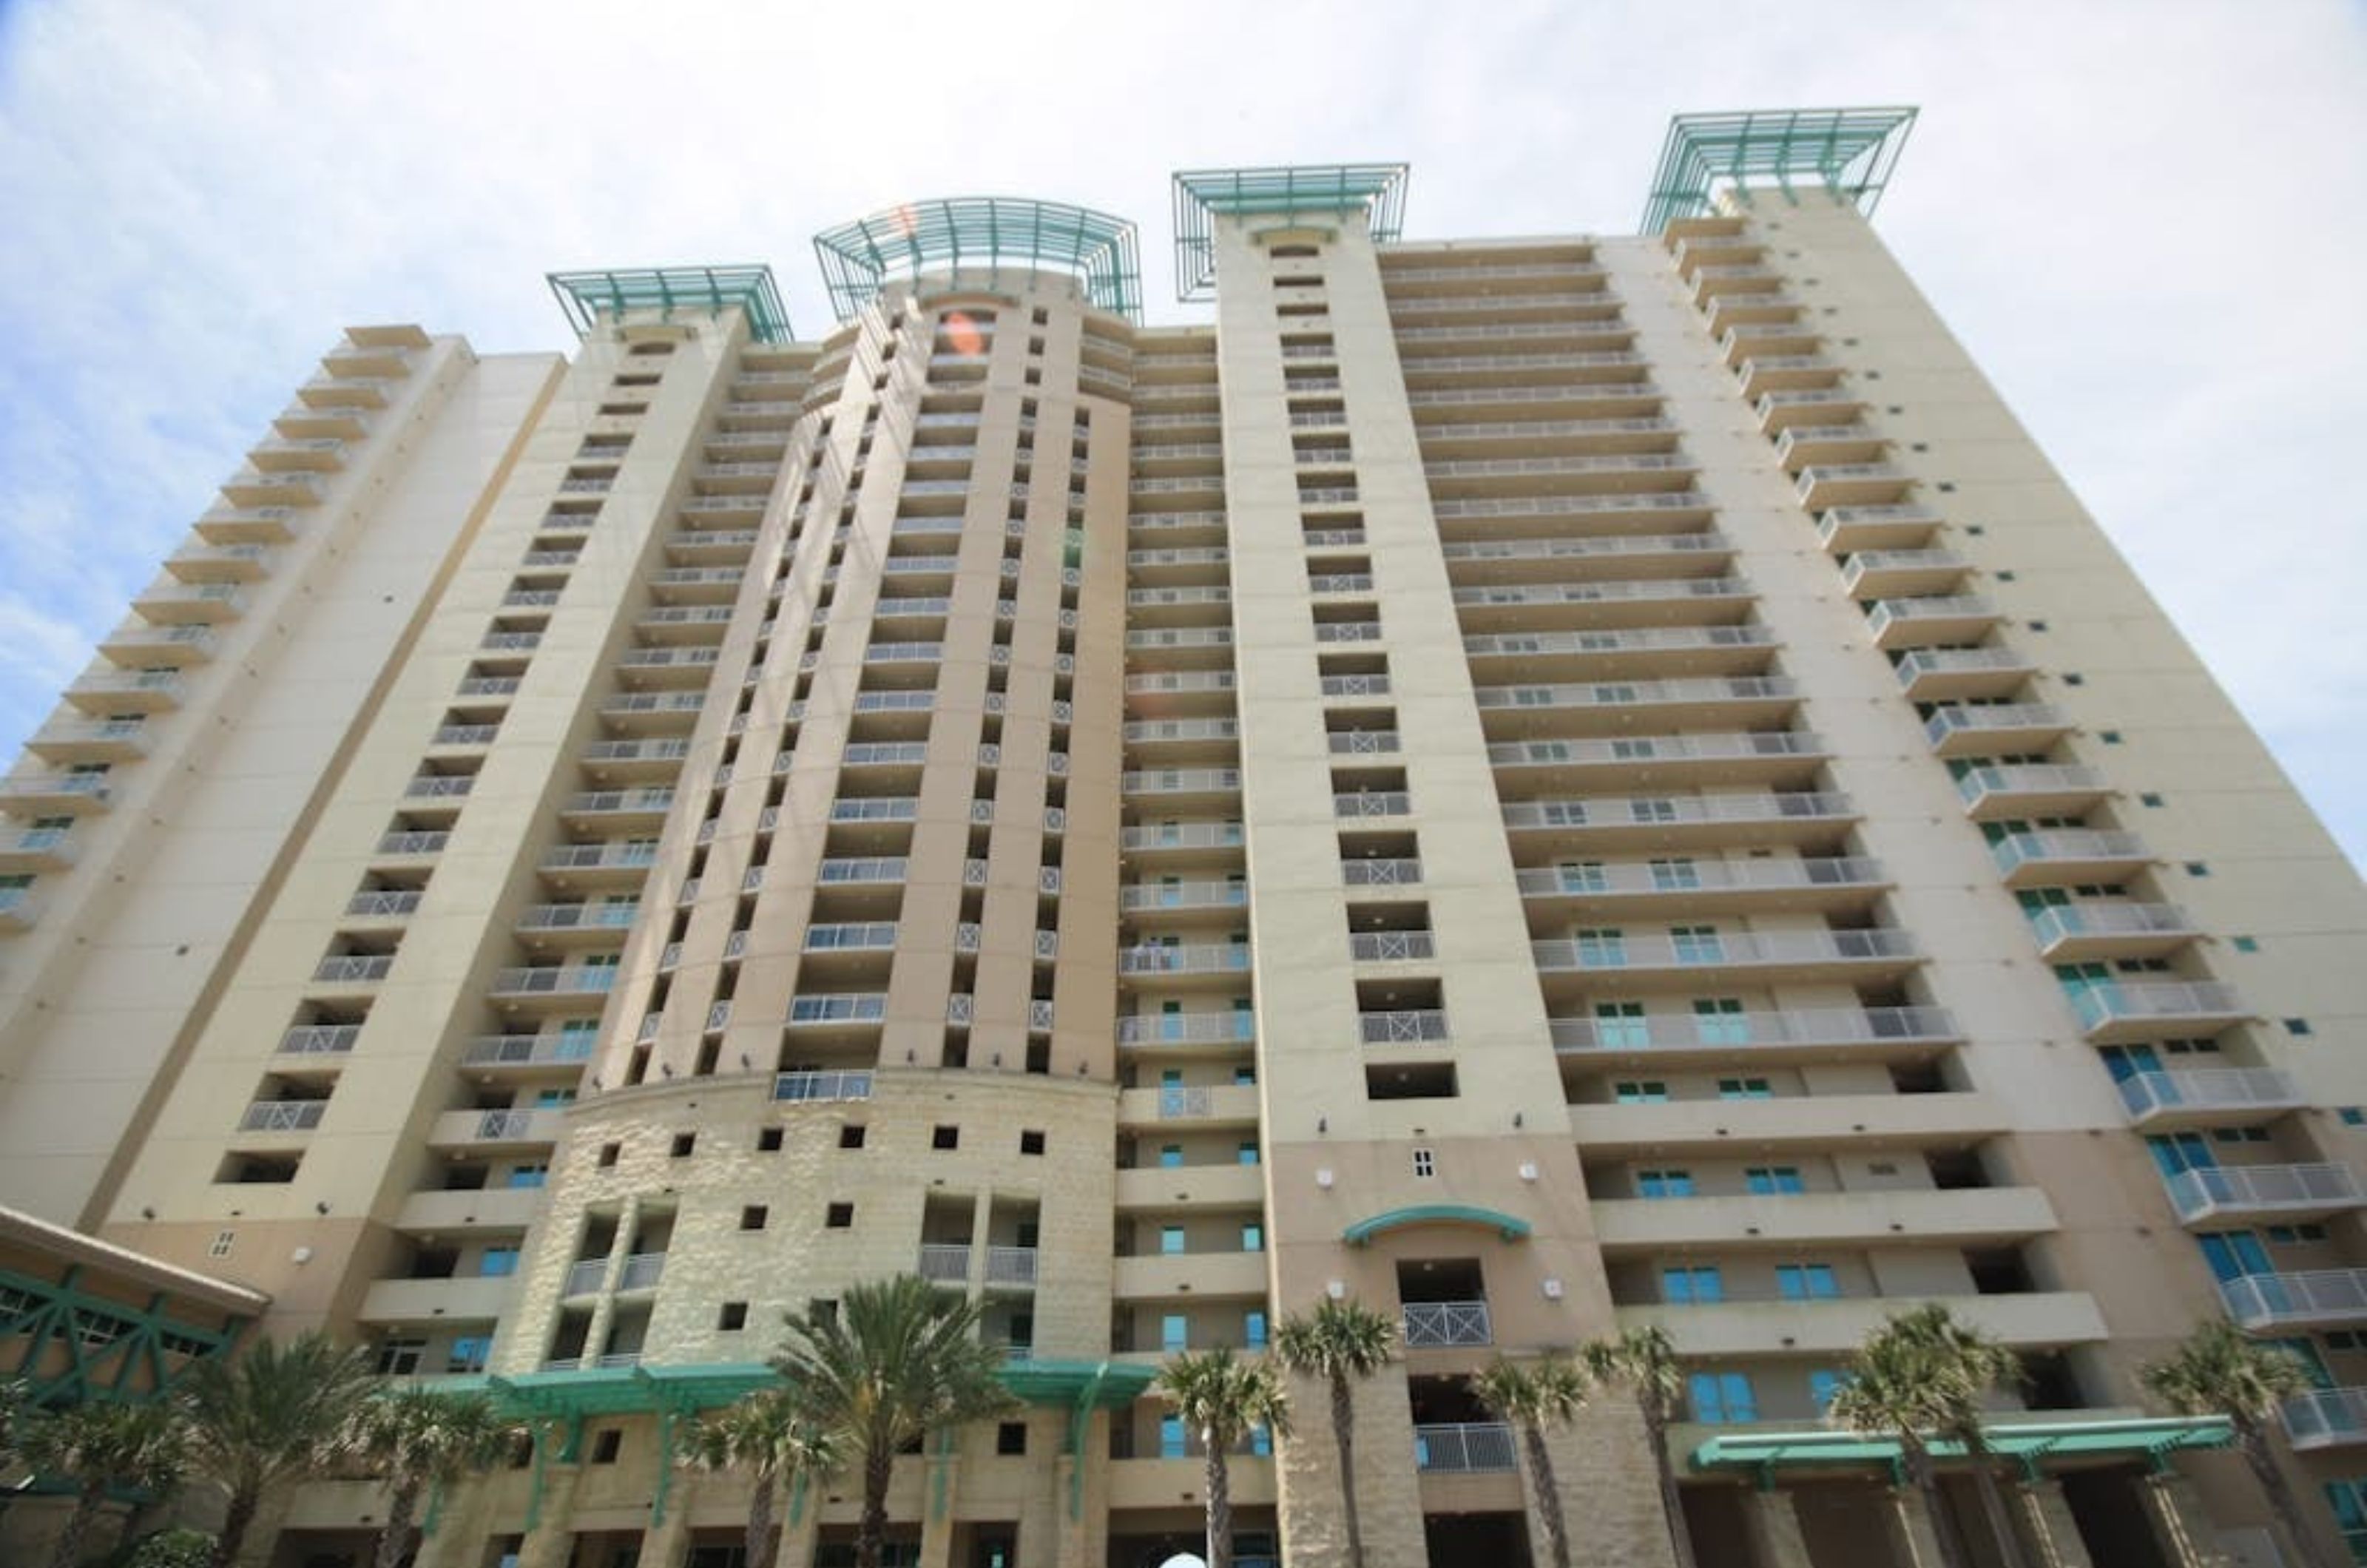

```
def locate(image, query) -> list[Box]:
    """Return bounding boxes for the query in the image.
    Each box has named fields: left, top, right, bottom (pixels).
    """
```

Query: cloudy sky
left=1, top=1, right=2362, bottom=865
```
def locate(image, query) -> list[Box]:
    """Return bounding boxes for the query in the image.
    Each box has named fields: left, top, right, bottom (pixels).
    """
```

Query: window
left=840, top=1123, right=867, bottom=1149
left=1160, top=1415, right=1187, bottom=1459
left=1650, top=858, right=1701, bottom=891
left=1246, top=1311, right=1269, bottom=1350
left=1718, top=1078, right=1772, bottom=1100
left=1777, top=1263, right=1840, bottom=1300
left=740, top=1206, right=769, bottom=1231
left=374, top=1339, right=425, bottom=1376
left=825, top=1203, right=854, bottom=1229
left=1593, top=1001, right=1649, bottom=1048
left=507, top=1164, right=548, bottom=1189
left=1161, top=1226, right=1187, bottom=1255
left=598, top=1141, right=622, bottom=1167
left=479, top=1248, right=521, bottom=1277
left=1412, top=1147, right=1436, bottom=1177
left=1020, top=1129, right=1046, bottom=1156
left=1241, top=1223, right=1264, bottom=1253
left=1237, top=1142, right=1260, bottom=1166
left=1662, top=1266, right=1723, bottom=1304
left=208, top=1230, right=235, bottom=1259
left=2323, top=1479, right=2367, bottom=1562
left=1160, top=1144, right=1185, bottom=1169
left=1689, top=1371, right=1757, bottom=1424
left=669, top=1133, right=695, bottom=1158
left=1671, top=925, right=1724, bottom=964
left=1747, top=1166, right=1807, bottom=1196
left=2342, top=1108, right=2366, bottom=1128
left=718, top=1302, right=749, bottom=1331
left=1637, top=1169, right=1694, bottom=1199
left=1692, top=998, right=1749, bottom=1044
left=448, top=1336, right=492, bottom=1373
left=1576, top=927, right=1626, bottom=967
left=1559, top=861, right=1610, bottom=893
left=2232, top=936, right=2259, bottom=953
left=933, top=1125, right=960, bottom=1150
left=997, top=1422, right=1028, bottom=1456
left=1615, top=1081, right=1669, bottom=1104
left=1809, top=1370, right=1847, bottom=1411
left=2285, top=1018, right=2314, bottom=1037
left=1161, top=1316, right=1189, bottom=1355
left=1630, top=799, right=1678, bottom=824
left=590, top=1430, right=624, bottom=1464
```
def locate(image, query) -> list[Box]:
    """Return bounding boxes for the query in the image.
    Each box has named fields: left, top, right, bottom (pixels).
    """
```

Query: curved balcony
left=2026, top=902, right=2200, bottom=962
left=2220, top=1270, right=2367, bottom=1332
left=2073, top=982, right=2249, bottom=1045
left=2116, top=1067, right=2297, bottom=1127
left=2164, top=1163, right=2365, bottom=1226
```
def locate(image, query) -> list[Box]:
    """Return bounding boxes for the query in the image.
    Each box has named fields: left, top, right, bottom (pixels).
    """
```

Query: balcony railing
left=1414, top=1422, right=1517, bottom=1473
left=773, top=1069, right=874, bottom=1102
left=2116, top=1068, right=2298, bottom=1122
left=2220, top=1270, right=2367, bottom=1330
left=239, top=1100, right=326, bottom=1133
left=2027, top=902, right=2196, bottom=950
left=1118, top=1014, right=1254, bottom=1047
left=1351, top=931, right=1435, bottom=962
left=1532, top=927, right=1916, bottom=973
left=2281, top=1388, right=2367, bottom=1450
left=2072, top=982, right=2247, bottom=1037
left=562, top=1259, right=608, bottom=1297
left=1402, top=1300, right=1493, bottom=1349
left=1516, top=856, right=1884, bottom=900
left=1360, top=1010, right=1450, bottom=1044
left=986, top=1246, right=1039, bottom=1287
left=279, top=1024, right=362, bottom=1056
left=2164, top=1163, right=2365, bottom=1223
left=919, top=1245, right=970, bottom=1283
left=1550, top=1005, right=1958, bottom=1055
left=617, top=1252, right=666, bottom=1292
left=1989, top=830, right=2150, bottom=877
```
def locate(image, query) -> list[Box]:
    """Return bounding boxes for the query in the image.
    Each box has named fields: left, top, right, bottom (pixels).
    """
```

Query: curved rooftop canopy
left=1342, top=1203, right=1530, bottom=1246
left=812, top=197, right=1144, bottom=325
left=1172, top=163, right=1409, bottom=300
left=1638, top=107, right=1917, bottom=235
left=547, top=266, right=794, bottom=344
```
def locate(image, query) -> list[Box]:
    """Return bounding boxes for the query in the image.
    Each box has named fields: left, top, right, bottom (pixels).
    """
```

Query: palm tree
left=1582, top=1325, right=1696, bottom=1568
left=772, top=1275, right=1017, bottom=1568
left=1271, top=1297, right=1394, bottom=1568
left=1888, top=1304, right=2031, bottom=1568
left=348, top=1386, right=520, bottom=1568
left=1155, top=1348, right=1290, bottom=1568
left=16, top=1399, right=189, bottom=1568
left=678, top=1387, right=843, bottom=1568
left=2142, top=1318, right=2331, bottom=1568
left=1826, top=1312, right=1976, bottom=1568
left=178, top=1331, right=374, bottom=1568
left=1471, top=1356, right=1590, bottom=1568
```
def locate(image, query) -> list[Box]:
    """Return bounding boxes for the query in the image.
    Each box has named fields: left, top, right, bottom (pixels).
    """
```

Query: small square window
left=718, top=1302, right=749, bottom=1331
left=2029, top=621, right=2050, bottom=633
left=2138, top=793, right=2164, bottom=808
left=2232, top=936, right=2259, bottom=953
left=1019, top=1130, right=1046, bottom=1156
left=596, top=1143, right=621, bottom=1168
left=2340, top=1108, right=2366, bottom=1127
left=740, top=1205, right=769, bottom=1231
left=757, top=1127, right=784, bottom=1152
left=2284, top=1018, right=2314, bottom=1037
left=1411, top=1147, right=1436, bottom=1178
left=670, top=1132, right=695, bottom=1158
left=1910, top=442, right=1929, bottom=453
left=2185, top=862, right=2210, bottom=877
left=590, top=1430, right=624, bottom=1464
left=208, top=1230, right=235, bottom=1259
left=932, top=1126, right=959, bottom=1151
left=826, top=1203, right=855, bottom=1229
left=1996, top=570, right=2018, bottom=583
left=2098, top=729, right=2121, bottom=743
left=1964, top=524, right=1985, bottom=535
left=2059, top=671, right=2080, bottom=684
left=840, top=1124, right=867, bottom=1149
left=997, top=1422, right=1028, bottom=1456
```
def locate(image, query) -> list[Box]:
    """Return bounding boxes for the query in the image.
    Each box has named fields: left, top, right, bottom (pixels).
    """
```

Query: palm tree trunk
left=857, top=1444, right=894, bottom=1568
left=1202, top=1438, right=1233, bottom=1568
left=1959, top=1436, right=2031, bottom=1568
left=1519, top=1422, right=1571, bottom=1568
left=747, top=1464, right=780, bottom=1568
left=1329, top=1372, right=1365, bottom=1568
left=1902, top=1445, right=1971, bottom=1568
left=212, top=1484, right=260, bottom=1568
left=50, top=1479, right=104, bottom=1568
left=373, top=1481, right=420, bottom=1568
left=1641, top=1399, right=1698, bottom=1568
left=2238, top=1429, right=2336, bottom=1568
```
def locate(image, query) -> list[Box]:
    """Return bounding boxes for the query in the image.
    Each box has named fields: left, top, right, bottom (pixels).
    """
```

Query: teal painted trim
left=524, top=1420, right=553, bottom=1532
left=1340, top=1204, right=1532, bottom=1246
left=651, top=1406, right=681, bottom=1526
left=931, top=1427, right=954, bottom=1521
left=548, top=266, right=794, bottom=344
left=1638, top=107, right=1917, bottom=235
left=1689, top=1415, right=2234, bottom=1477
left=0, top=1263, right=246, bottom=1408
left=789, top=1468, right=809, bottom=1527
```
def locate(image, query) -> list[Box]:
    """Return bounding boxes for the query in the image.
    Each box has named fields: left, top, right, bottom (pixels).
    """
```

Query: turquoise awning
left=1343, top=1203, right=1531, bottom=1246
left=1690, top=1415, right=2235, bottom=1484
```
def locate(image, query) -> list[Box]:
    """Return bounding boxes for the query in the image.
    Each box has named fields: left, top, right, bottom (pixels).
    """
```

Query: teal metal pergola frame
left=1171, top=163, right=1409, bottom=300
left=1638, top=107, right=1917, bottom=235
left=1, top=1263, right=251, bottom=1408
left=811, top=197, right=1145, bottom=325
left=547, top=266, right=795, bottom=345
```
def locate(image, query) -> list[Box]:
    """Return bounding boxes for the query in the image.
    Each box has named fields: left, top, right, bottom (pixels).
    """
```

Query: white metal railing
left=1532, top=928, right=1915, bottom=971
left=2074, top=982, right=2246, bottom=1033
left=467, top=1034, right=594, bottom=1067
left=987, top=1247, right=1039, bottom=1286
left=1343, top=858, right=1422, bottom=886
left=1500, top=791, right=1853, bottom=828
left=919, top=1245, right=971, bottom=1283
left=772, top=1069, right=874, bottom=1102
left=1453, top=576, right=1745, bottom=609
left=279, top=1024, right=362, bottom=1055
left=1474, top=677, right=1795, bottom=712
left=2221, top=1270, right=2367, bottom=1329
left=1335, top=792, right=1412, bottom=818
left=1550, top=1005, right=1958, bottom=1053
left=1117, top=822, right=1245, bottom=851
left=1490, top=731, right=1826, bottom=773
left=1119, top=882, right=1248, bottom=912
left=313, top=954, right=394, bottom=984
left=1954, top=764, right=2109, bottom=806
left=1351, top=930, right=1435, bottom=962
left=239, top=1100, right=325, bottom=1132
left=474, top=1110, right=537, bottom=1140
left=1120, top=1014, right=1254, bottom=1046
left=562, top=1260, right=608, bottom=1297
left=2027, top=902, right=2195, bottom=947
left=1990, top=830, right=2150, bottom=874
left=2281, top=1387, right=2367, bottom=1449
left=1414, top=1422, right=1517, bottom=1473
left=617, top=1253, right=666, bottom=1291
left=2116, top=1068, right=2297, bottom=1120
left=2164, top=1163, right=2364, bottom=1221
left=1516, top=856, right=1883, bottom=899
left=1361, top=1010, right=1449, bottom=1044
left=1402, top=1301, right=1493, bottom=1348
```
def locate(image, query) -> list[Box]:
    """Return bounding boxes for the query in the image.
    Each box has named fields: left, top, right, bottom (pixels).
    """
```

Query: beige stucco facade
left=1, top=151, right=2363, bottom=1568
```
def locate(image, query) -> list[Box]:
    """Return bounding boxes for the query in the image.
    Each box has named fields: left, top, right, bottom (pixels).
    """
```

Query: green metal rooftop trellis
left=547, top=266, right=795, bottom=345
left=1638, top=107, right=1917, bottom=235
left=1689, top=1415, right=2232, bottom=1487
left=1171, top=163, right=1410, bottom=300
left=811, top=197, right=1144, bottom=325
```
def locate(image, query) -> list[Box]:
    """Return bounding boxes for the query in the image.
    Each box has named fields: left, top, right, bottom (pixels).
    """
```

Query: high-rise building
left=1, top=110, right=2362, bottom=1568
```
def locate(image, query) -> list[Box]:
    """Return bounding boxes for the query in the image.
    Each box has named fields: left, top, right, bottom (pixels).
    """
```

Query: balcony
left=487, top=966, right=621, bottom=1014
left=561, top=1259, right=610, bottom=1299
left=1865, top=595, right=2003, bottom=650
left=1592, top=1186, right=2057, bottom=1252
left=1925, top=703, right=2074, bottom=757
left=1954, top=764, right=2114, bottom=820
left=986, top=1246, right=1039, bottom=1290
left=1118, top=943, right=1252, bottom=986
left=1531, top=928, right=1920, bottom=989
left=322, top=342, right=410, bottom=379
left=166, top=541, right=273, bottom=583
left=1549, top=1004, right=1959, bottom=1068
left=2116, top=1067, right=2298, bottom=1128
left=1815, top=504, right=1942, bottom=553
left=1402, top=1301, right=1493, bottom=1349
left=25, top=718, right=151, bottom=763
left=464, top=1033, right=596, bottom=1070
left=357, top=1276, right=515, bottom=1325
left=220, top=470, right=324, bottom=508
left=0, top=895, right=34, bottom=942
left=1989, top=830, right=2152, bottom=888
left=2073, top=982, right=2249, bottom=1045
left=1115, top=1163, right=1263, bottom=1211
left=2026, top=902, right=2201, bottom=962
left=1112, top=1250, right=1269, bottom=1301
left=1690, top=265, right=1783, bottom=305
left=1119, top=880, right=1249, bottom=917
left=1841, top=549, right=1969, bottom=598
left=1773, top=425, right=1885, bottom=470
left=311, top=954, right=394, bottom=987
left=426, top=1106, right=564, bottom=1151
left=391, top=1186, right=541, bottom=1234
left=561, top=788, right=675, bottom=828
left=1567, top=1090, right=2006, bottom=1156
left=1360, top=1010, right=1451, bottom=1046
left=1414, top=1423, right=1516, bottom=1473
left=2282, top=1388, right=2367, bottom=1450
left=1625, top=1291, right=2107, bottom=1358
left=249, top=434, right=347, bottom=473
left=237, top=1099, right=327, bottom=1134
left=1499, top=791, right=1859, bottom=852
left=1488, top=731, right=1830, bottom=792
left=1735, top=356, right=1843, bottom=400
left=65, top=669, right=183, bottom=713
left=0, top=824, right=75, bottom=874
left=0, top=772, right=114, bottom=816
left=1514, top=856, right=1887, bottom=916
left=195, top=506, right=299, bottom=544
left=298, top=372, right=393, bottom=409
left=98, top=622, right=217, bottom=667
left=2220, top=1270, right=2367, bottom=1331
left=1116, top=1013, right=1255, bottom=1052
left=1756, top=388, right=1866, bottom=434
left=1451, top=577, right=1752, bottom=633
left=1118, top=1082, right=1262, bottom=1128
left=1894, top=648, right=2039, bottom=701
left=2164, top=1164, right=2366, bottom=1226
left=538, top=842, right=660, bottom=886
left=772, top=1069, right=874, bottom=1103
left=616, top=1251, right=666, bottom=1292
left=1470, top=677, right=1798, bottom=736
left=918, top=1245, right=970, bottom=1284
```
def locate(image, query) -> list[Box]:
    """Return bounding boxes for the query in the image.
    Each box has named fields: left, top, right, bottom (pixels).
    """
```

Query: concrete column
left=2013, top=1479, right=2094, bottom=1568
left=775, top=1496, right=822, bottom=1568
left=1742, top=1487, right=1815, bottom=1568
left=2135, top=1474, right=2229, bottom=1568
left=638, top=1470, right=699, bottom=1568
left=410, top=1473, right=501, bottom=1568
left=1881, top=1485, right=1953, bottom=1568
left=517, top=1462, right=584, bottom=1568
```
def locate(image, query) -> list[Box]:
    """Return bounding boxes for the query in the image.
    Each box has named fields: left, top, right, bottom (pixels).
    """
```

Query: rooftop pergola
left=1171, top=163, right=1409, bottom=300
left=547, top=266, right=795, bottom=345
left=812, top=197, right=1144, bottom=325
left=1638, top=107, right=1918, bottom=234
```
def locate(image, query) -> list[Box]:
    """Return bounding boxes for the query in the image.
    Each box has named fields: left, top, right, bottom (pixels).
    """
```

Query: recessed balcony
left=1118, top=943, right=1252, bottom=991
left=1115, top=1012, right=1256, bottom=1052
left=1549, top=1004, right=1960, bottom=1068
left=1626, top=1291, right=2107, bottom=1358
left=2027, top=902, right=2201, bottom=962
left=1865, top=595, right=2003, bottom=650
left=487, top=964, right=621, bottom=1016
left=462, top=1033, right=597, bottom=1072
left=1402, top=1300, right=1494, bottom=1351
left=1567, top=1089, right=2006, bottom=1155
left=1531, top=927, right=1920, bottom=990
left=1841, top=549, right=1970, bottom=598
left=2164, top=1163, right=2365, bottom=1227
left=1894, top=648, right=2039, bottom=702
left=425, top=1106, right=565, bottom=1152
left=1925, top=703, right=2075, bottom=757
left=1989, top=829, right=2152, bottom=888
left=2219, top=1270, right=2367, bottom=1332
left=561, top=788, right=675, bottom=830
left=1473, top=676, right=1798, bottom=737
left=1514, top=855, right=1887, bottom=917
left=2116, top=1067, right=2298, bottom=1128
left=1954, top=763, right=2114, bottom=820
left=516, top=902, right=643, bottom=950
left=1116, top=1082, right=1261, bottom=1129
left=356, top=1276, right=515, bottom=1325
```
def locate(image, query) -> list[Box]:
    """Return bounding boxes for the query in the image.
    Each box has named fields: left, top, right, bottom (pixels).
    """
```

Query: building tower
left=1, top=110, right=2363, bottom=1568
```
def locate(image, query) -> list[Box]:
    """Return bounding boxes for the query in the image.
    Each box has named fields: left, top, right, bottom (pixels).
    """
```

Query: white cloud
left=0, top=0, right=2361, bottom=861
